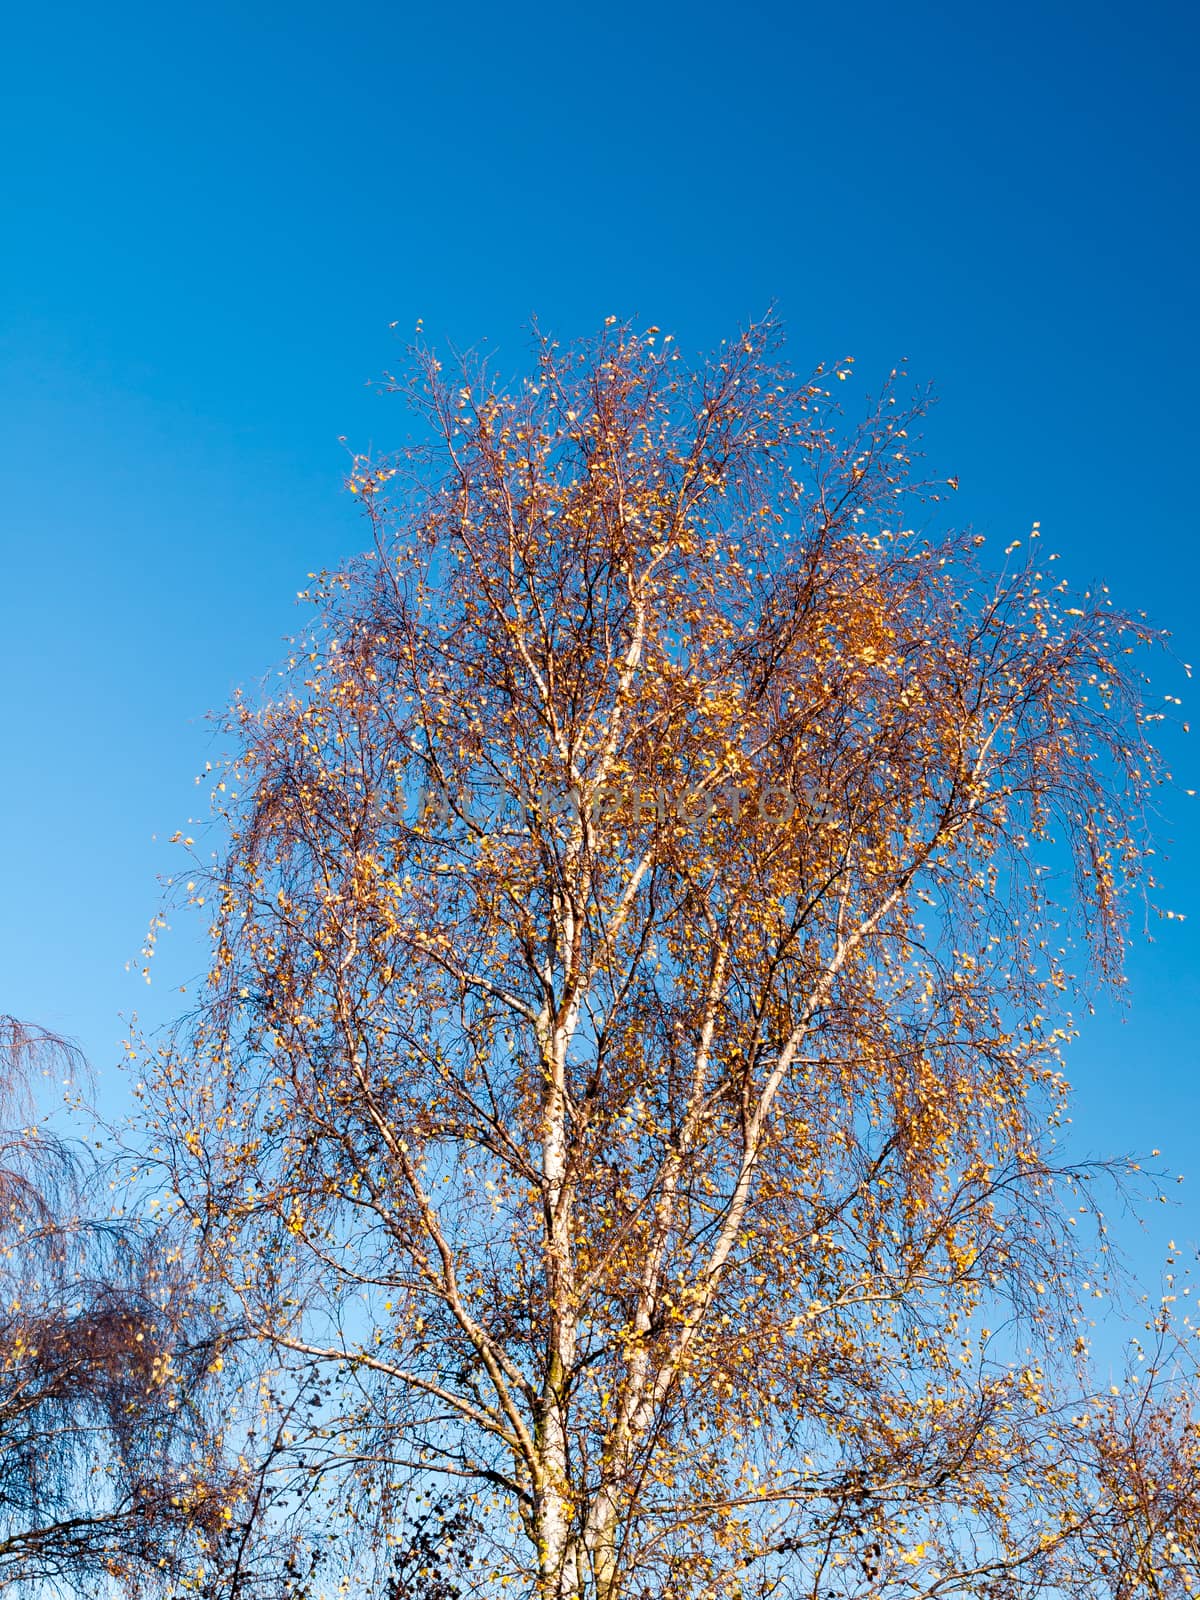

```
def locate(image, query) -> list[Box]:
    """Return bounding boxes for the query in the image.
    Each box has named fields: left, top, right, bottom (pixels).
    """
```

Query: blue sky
left=2, top=0, right=1198, bottom=1289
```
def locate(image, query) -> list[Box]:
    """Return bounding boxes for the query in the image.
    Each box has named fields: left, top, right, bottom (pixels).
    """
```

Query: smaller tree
left=0, top=1017, right=231, bottom=1596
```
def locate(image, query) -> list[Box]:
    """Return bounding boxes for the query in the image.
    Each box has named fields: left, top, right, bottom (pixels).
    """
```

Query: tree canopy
left=143, top=320, right=1200, bottom=1600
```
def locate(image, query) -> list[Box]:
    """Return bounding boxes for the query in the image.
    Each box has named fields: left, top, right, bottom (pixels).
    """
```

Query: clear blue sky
left=2, top=0, right=1198, bottom=1285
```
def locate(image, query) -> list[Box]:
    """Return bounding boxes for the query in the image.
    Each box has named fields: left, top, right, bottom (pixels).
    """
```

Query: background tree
left=144, top=320, right=1200, bottom=1599
left=0, top=1017, right=241, bottom=1595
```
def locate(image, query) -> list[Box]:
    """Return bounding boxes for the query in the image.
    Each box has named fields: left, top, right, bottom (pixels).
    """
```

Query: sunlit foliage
left=145, top=321, right=1200, bottom=1599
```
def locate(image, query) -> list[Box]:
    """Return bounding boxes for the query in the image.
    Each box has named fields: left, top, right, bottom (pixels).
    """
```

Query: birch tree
left=144, top=321, right=1200, bottom=1599
left=0, top=1018, right=236, bottom=1595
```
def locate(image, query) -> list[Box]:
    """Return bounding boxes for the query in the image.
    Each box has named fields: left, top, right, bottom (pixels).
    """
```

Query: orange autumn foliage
left=145, top=320, right=1200, bottom=1600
